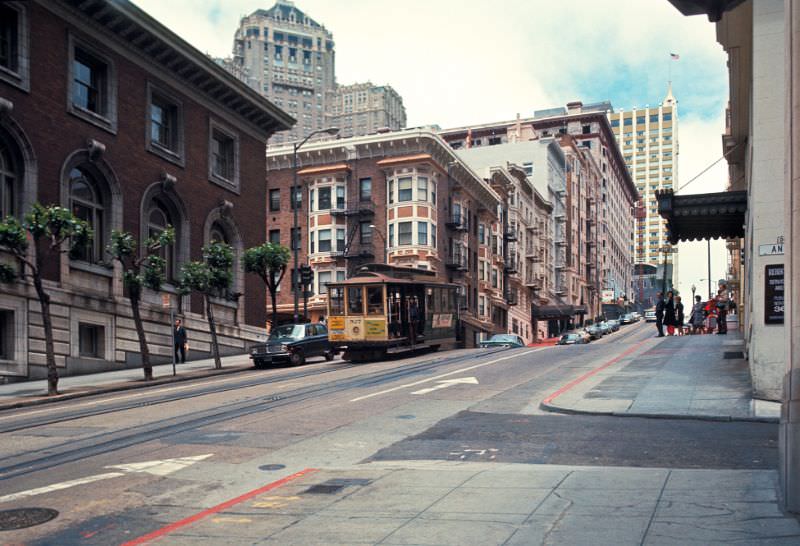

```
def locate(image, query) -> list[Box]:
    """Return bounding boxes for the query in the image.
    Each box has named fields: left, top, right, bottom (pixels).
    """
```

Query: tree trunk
left=32, top=273, right=58, bottom=396
left=206, top=296, right=221, bottom=369
left=130, top=293, right=153, bottom=381
left=268, top=285, right=279, bottom=330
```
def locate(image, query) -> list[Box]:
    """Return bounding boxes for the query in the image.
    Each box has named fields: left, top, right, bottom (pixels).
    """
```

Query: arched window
left=209, top=221, right=228, bottom=244
left=147, top=198, right=175, bottom=281
left=69, top=167, right=104, bottom=263
left=0, top=138, right=18, bottom=218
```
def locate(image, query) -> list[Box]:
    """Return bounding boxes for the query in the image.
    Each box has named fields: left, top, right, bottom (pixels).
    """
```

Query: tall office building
left=327, top=82, right=407, bottom=138
left=232, top=1, right=336, bottom=145
left=607, top=86, right=679, bottom=269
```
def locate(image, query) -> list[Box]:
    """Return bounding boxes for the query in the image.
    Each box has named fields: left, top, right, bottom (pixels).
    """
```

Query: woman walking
left=675, top=295, right=685, bottom=335
left=664, top=291, right=677, bottom=336
left=690, top=295, right=706, bottom=334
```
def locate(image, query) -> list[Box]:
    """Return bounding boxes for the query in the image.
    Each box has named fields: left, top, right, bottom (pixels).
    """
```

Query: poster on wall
left=764, top=264, right=784, bottom=325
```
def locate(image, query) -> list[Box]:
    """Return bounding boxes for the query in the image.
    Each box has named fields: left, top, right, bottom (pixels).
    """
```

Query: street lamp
left=292, top=127, right=340, bottom=324
left=691, top=283, right=696, bottom=301
left=659, top=244, right=674, bottom=294
left=369, top=224, right=388, bottom=263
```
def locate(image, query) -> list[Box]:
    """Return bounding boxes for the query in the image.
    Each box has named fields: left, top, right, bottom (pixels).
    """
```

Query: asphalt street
left=0, top=321, right=792, bottom=545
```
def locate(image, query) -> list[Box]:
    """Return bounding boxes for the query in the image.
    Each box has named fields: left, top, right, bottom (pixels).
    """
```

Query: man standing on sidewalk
left=716, top=285, right=729, bottom=335
left=655, top=291, right=665, bottom=337
left=174, top=319, right=187, bottom=363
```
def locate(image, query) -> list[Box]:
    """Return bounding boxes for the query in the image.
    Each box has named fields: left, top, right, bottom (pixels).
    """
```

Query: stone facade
left=0, top=0, right=291, bottom=380
left=327, top=82, right=407, bottom=139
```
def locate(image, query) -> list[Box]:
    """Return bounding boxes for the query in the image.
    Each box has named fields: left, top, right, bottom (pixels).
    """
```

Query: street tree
left=243, top=242, right=290, bottom=328
left=178, top=241, right=233, bottom=370
left=0, top=204, right=92, bottom=395
left=108, top=227, right=174, bottom=381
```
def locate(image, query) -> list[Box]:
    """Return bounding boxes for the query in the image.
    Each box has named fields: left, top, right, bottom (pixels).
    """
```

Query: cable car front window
left=329, top=287, right=344, bottom=315
left=367, top=286, right=384, bottom=315
left=347, top=286, right=364, bottom=315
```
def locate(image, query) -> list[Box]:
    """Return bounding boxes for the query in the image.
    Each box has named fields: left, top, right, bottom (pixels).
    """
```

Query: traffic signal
left=300, top=265, right=314, bottom=286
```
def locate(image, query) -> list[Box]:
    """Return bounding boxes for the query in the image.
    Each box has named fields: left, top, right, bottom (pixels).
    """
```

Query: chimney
left=566, top=101, right=583, bottom=114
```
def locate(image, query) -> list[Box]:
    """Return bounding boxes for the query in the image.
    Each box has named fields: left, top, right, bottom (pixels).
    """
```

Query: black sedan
left=250, top=323, right=335, bottom=368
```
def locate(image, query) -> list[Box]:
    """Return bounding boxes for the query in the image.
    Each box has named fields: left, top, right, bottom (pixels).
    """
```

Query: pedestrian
left=654, top=291, right=665, bottom=337
left=173, top=318, right=187, bottom=363
left=408, top=297, right=419, bottom=345
left=675, top=295, right=685, bottom=335
left=716, top=286, right=729, bottom=335
left=664, top=291, right=677, bottom=336
left=318, top=315, right=326, bottom=326
left=690, top=295, right=705, bottom=334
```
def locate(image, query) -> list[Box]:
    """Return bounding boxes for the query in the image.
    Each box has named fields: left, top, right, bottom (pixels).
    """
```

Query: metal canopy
left=656, top=189, right=747, bottom=244
left=532, top=304, right=577, bottom=320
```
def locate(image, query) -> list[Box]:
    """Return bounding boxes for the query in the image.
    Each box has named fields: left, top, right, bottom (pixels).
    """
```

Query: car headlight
left=280, top=344, right=290, bottom=352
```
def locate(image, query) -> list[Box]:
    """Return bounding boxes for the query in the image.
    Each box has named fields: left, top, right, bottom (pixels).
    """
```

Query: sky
left=134, top=0, right=731, bottom=300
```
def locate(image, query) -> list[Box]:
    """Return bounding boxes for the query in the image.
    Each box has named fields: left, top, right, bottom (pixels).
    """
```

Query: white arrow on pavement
left=411, top=377, right=479, bottom=395
left=0, top=454, right=213, bottom=504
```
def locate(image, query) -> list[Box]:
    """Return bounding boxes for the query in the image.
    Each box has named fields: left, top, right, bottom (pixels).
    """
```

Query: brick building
left=0, top=0, right=292, bottom=379
left=265, top=129, right=509, bottom=346
left=440, top=102, right=638, bottom=310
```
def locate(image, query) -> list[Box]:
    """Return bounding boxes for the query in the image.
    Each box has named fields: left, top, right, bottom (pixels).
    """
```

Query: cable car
left=326, top=264, right=459, bottom=361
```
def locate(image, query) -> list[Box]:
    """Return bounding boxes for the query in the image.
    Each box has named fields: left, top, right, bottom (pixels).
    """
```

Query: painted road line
left=121, top=468, right=317, bottom=546
left=0, top=454, right=213, bottom=504
left=411, top=377, right=479, bottom=395
left=0, top=472, right=125, bottom=504
left=541, top=339, right=651, bottom=406
left=350, top=348, right=545, bottom=402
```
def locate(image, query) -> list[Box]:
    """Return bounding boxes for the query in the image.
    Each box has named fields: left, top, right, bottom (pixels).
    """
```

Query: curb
left=538, top=400, right=779, bottom=424
left=0, top=363, right=255, bottom=411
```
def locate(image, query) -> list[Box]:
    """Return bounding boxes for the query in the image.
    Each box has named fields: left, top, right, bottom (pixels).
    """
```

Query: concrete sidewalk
left=130, top=460, right=800, bottom=545
left=541, top=330, right=781, bottom=422
left=0, top=353, right=255, bottom=410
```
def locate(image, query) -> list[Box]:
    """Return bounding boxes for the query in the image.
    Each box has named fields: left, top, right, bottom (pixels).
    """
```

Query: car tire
left=290, top=351, right=305, bottom=367
left=254, top=359, right=265, bottom=369
left=324, top=350, right=334, bottom=361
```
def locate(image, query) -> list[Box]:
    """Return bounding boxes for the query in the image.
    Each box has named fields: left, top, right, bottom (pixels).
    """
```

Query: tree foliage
left=243, top=242, right=290, bottom=328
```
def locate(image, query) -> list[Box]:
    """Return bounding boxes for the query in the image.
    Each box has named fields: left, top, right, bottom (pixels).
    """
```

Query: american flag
left=670, top=53, right=680, bottom=60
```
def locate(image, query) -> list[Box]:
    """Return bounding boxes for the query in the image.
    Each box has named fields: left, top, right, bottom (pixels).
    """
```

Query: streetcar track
left=0, top=347, right=513, bottom=481
left=0, top=348, right=503, bottom=434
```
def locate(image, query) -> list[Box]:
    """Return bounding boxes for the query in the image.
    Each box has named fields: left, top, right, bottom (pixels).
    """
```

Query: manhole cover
left=303, top=484, right=345, bottom=495
left=259, top=464, right=286, bottom=471
left=0, top=508, right=59, bottom=531
left=396, top=414, right=416, bottom=420
left=724, top=351, right=744, bottom=359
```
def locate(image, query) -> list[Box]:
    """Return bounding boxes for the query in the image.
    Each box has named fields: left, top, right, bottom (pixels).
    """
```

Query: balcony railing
left=445, top=213, right=468, bottom=231
left=445, top=252, right=468, bottom=271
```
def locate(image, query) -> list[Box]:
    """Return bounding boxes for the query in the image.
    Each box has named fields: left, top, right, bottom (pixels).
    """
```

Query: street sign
left=759, top=236, right=785, bottom=256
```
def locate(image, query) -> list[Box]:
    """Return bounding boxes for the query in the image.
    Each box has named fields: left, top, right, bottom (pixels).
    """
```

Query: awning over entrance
left=656, top=189, right=747, bottom=244
left=532, top=304, right=584, bottom=320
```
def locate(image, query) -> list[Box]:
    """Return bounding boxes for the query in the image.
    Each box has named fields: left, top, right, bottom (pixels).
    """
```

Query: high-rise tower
left=232, top=1, right=336, bottom=145
left=608, top=86, right=679, bottom=269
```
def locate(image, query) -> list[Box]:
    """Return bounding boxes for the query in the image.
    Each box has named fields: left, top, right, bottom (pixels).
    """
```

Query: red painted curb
left=120, top=468, right=317, bottom=545
left=541, top=339, right=650, bottom=406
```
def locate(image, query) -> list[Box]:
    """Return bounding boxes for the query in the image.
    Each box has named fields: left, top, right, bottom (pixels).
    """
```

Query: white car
left=644, top=310, right=657, bottom=322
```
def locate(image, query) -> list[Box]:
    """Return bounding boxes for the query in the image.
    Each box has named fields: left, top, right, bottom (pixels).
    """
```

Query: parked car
left=644, top=309, right=657, bottom=322
left=479, top=334, right=525, bottom=348
left=620, top=313, right=634, bottom=324
left=558, top=332, right=589, bottom=345
left=598, top=322, right=613, bottom=335
left=585, top=325, right=604, bottom=340
left=250, top=323, right=335, bottom=368
left=632, top=312, right=643, bottom=321
left=606, top=319, right=621, bottom=331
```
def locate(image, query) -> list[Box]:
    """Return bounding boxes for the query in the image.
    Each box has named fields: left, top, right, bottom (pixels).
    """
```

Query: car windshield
left=563, top=334, right=579, bottom=339
left=269, top=324, right=304, bottom=340
left=490, top=335, right=518, bottom=342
